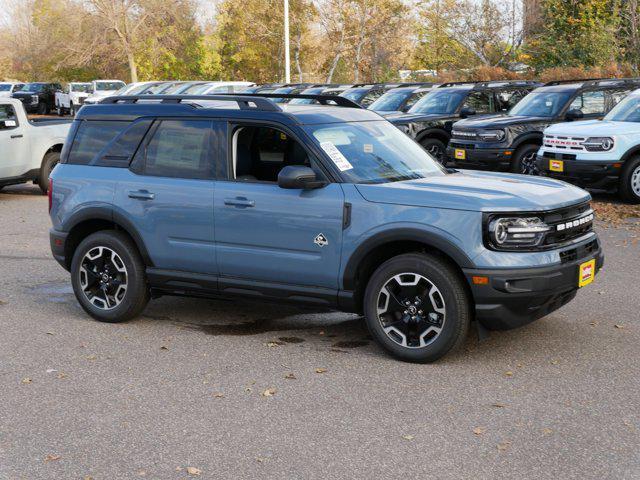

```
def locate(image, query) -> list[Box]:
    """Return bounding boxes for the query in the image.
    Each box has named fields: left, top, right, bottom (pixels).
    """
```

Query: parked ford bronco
left=447, top=78, right=640, bottom=174
left=49, top=94, right=603, bottom=362
left=387, top=81, right=542, bottom=162
left=537, top=88, right=640, bottom=203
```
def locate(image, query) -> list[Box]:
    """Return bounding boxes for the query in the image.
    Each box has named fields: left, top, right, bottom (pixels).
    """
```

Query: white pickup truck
left=82, top=79, right=126, bottom=105
left=0, top=98, right=71, bottom=193
left=55, top=82, right=93, bottom=115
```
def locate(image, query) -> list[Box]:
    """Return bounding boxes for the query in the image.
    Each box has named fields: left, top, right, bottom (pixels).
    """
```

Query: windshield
left=95, top=81, right=125, bottom=91
left=305, top=120, right=446, bottom=184
left=604, top=94, right=640, bottom=122
left=508, top=91, right=573, bottom=117
left=0, top=84, right=11, bottom=91
left=408, top=89, right=468, bottom=114
left=71, top=84, right=92, bottom=93
left=368, top=90, right=414, bottom=111
left=341, top=89, right=367, bottom=102
left=19, top=83, right=44, bottom=92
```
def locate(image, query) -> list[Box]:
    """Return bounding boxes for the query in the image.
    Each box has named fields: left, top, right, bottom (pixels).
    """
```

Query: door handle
left=10, top=134, right=23, bottom=139
left=224, top=197, right=255, bottom=208
left=128, top=190, right=155, bottom=200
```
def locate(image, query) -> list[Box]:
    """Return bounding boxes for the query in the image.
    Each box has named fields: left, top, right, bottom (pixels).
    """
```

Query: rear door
left=213, top=122, right=345, bottom=289
left=0, top=103, right=30, bottom=179
left=114, top=119, right=221, bottom=275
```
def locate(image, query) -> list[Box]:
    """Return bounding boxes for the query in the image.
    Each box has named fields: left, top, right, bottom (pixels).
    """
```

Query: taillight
left=48, top=178, right=53, bottom=212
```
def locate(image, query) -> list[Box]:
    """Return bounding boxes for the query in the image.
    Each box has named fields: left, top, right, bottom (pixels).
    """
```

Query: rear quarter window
left=67, top=121, right=127, bottom=165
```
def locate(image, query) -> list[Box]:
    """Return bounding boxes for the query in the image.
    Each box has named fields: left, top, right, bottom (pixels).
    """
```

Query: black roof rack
left=228, top=92, right=363, bottom=108
left=543, top=77, right=640, bottom=87
left=474, top=80, right=542, bottom=88
left=437, top=81, right=478, bottom=88
left=99, top=94, right=282, bottom=112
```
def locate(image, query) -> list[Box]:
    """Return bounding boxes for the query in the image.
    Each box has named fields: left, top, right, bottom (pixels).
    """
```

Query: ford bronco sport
left=387, top=81, right=542, bottom=163
left=448, top=78, right=640, bottom=175
left=537, top=87, right=640, bottom=203
left=49, top=94, right=603, bottom=362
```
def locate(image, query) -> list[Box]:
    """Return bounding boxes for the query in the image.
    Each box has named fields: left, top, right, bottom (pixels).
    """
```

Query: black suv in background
left=447, top=78, right=640, bottom=174
left=340, top=83, right=429, bottom=107
left=387, top=81, right=542, bottom=162
left=368, top=84, right=436, bottom=113
left=12, top=82, right=62, bottom=114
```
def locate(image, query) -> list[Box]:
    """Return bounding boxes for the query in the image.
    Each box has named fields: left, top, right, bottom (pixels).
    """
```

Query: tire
left=56, top=103, right=63, bottom=116
left=70, top=230, right=150, bottom=323
left=38, top=151, right=60, bottom=194
left=69, top=102, right=74, bottom=116
left=619, top=155, right=640, bottom=204
left=420, top=138, right=447, bottom=164
left=37, top=101, right=47, bottom=115
left=363, top=253, right=470, bottom=363
left=510, top=144, right=540, bottom=175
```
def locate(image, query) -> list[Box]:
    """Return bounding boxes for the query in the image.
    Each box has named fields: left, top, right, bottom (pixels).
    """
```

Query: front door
left=0, top=104, right=30, bottom=179
left=214, top=123, right=344, bottom=289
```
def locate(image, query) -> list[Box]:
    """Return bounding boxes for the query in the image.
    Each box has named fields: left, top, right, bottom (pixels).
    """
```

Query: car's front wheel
left=363, top=253, right=470, bottom=363
left=511, top=144, right=541, bottom=175
left=70, top=231, right=150, bottom=323
left=420, top=138, right=447, bottom=164
left=620, top=155, right=640, bottom=204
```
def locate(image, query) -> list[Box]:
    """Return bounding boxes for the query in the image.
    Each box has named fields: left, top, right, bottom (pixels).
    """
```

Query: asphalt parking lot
left=1, top=184, right=639, bottom=480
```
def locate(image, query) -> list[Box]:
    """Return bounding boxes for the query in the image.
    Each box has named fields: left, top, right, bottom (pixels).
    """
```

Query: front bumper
left=464, top=238, right=604, bottom=330
left=536, top=155, right=621, bottom=191
left=49, top=229, right=69, bottom=270
left=446, top=143, right=513, bottom=171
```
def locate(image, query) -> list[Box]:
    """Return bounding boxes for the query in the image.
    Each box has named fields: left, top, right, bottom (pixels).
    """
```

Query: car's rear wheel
left=510, top=144, right=540, bottom=175
left=56, top=103, right=63, bottom=116
left=69, top=102, right=75, bottom=116
left=38, top=151, right=60, bottom=194
left=363, top=253, right=470, bottom=363
left=420, top=138, right=447, bottom=164
left=37, top=101, right=47, bottom=115
left=620, top=156, right=640, bottom=204
left=70, top=231, right=150, bottom=323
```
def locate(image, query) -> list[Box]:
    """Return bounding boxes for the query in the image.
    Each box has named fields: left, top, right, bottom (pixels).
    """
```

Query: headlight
left=487, top=216, right=551, bottom=249
left=582, top=137, right=614, bottom=152
left=478, top=129, right=505, bottom=142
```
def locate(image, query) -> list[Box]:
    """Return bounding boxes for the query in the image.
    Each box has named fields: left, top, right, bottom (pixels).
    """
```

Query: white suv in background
left=83, top=80, right=126, bottom=105
left=537, top=89, right=640, bottom=203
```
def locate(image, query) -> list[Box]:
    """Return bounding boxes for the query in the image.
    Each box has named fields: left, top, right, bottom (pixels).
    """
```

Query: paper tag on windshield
left=320, top=142, right=353, bottom=171
left=363, top=144, right=373, bottom=153
left=4, top=120, right=16, bottom=127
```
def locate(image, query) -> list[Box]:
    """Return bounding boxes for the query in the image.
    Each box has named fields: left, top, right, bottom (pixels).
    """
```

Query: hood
left=454, top=114, right=549, bottom=129
left=387, top=112, right=454, bottom=124
left=545, top=119, right=640, bottom=136
left=355, top=170, right=590, bottom=212
left=12, top=91, right=35, bottom=98
left=87, top=91, right=116, bottom=100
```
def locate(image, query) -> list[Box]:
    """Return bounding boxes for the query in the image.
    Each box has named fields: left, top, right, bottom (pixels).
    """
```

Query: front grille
left=543, top=134, right=586, bottom=151
left=541, top=202, right=594, bottom=247
left=559, top=239, right=599, bottom=264
left=543, top=151, right=577, bottom=160
left=451, top=129, right=477, bottom=140
left=449, top=142, right=475, bottom=150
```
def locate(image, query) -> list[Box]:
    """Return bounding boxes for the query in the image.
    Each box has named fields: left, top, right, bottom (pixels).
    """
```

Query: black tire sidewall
left=70, top=231, right=149, bottom=323
left=363, top=253, right=470, bottom=363
left=38, top=151, right=60, bottom=193
left=511, top=144, right=540, bottom=174
left=37, top=102, right=47, bottom=115
left=620, top=156, right=640, bottom=204
left=420, top=138, right=447, bottom=164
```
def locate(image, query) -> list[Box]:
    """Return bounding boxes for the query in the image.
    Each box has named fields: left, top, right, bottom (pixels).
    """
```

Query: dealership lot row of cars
left=3, top=76, right=640, bottom=202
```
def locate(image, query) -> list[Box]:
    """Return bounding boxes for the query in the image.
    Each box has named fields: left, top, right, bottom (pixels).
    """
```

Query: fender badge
left=314, top=233, right=328, bottom=247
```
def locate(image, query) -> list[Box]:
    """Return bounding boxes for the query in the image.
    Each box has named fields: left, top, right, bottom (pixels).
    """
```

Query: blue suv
left=49, top=94, right=604, bottom=362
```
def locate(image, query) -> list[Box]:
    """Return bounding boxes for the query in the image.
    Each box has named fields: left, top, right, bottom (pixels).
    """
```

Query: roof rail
left=474, top=80, right=542, bottom=89
left=228, top=92, right=363, bottom=108
left=437, top=81, right=478, bottom=88
left=99, top=94, right=282, bottom=112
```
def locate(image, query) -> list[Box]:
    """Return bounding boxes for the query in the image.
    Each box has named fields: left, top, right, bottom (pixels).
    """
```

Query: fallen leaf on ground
left=0, top=300, right=6, bottom=305
left=46, top=369, right=57, bottom=373
left=284, top=373, right=296, bottom=380
left=590, top=321, right=598, bottom=326
left=497, top=441, right=511, bottom=451
left=315, top=368, right=327, bottom=374
left=21, top=377, right=32, bottom=384
left=491, top=403, right=506, bottom=408
left=551, top=360, right=559, bottom=365
left=212, top=392, right=224, bottom=398
left=542, top=428, right=553, bottom=435
left=57, top=372, right=68, bottom=379
left=402, top=434, right=414, bottom=440
left=86, top=355, right=97, bottom=360
left=615, top=324, right=625, bottom=329
left=261, top=387, right=277, bottom=397
left=265, top=341, right=281, bottom=348
left=245, top=387, right=252, bottom=393
left=473, top=427, right=486, bottom=435
left=45, top=331, right=54, bottom=335
left=504, top=371, right=513, bottom=377
left=44, top=454, right=61, bottom=462
left=160, top=346, right=168, bottom=350
left=186, top=466, right=202, bottom=476
left=318, top=330, right=325, bottom=335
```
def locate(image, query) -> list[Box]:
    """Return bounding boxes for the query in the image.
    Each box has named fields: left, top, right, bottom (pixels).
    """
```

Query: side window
left=606, top=89, right=630, bottom=111
left=498, top=89, right=529, bottom=111
left=95, top=119, right=153, bottom=167
left=463, top=91, right=493, bottom=113
left=360, top=90, right=383, bottom=107
left=0, top=104, right=18, bottom=130
left=569, top=90, right=605, bottom=115
left=231, top=125, right=312, bottom=183
left=141, top=120, right=214, bottom=179
left=67, top=121, right=127, bottom=165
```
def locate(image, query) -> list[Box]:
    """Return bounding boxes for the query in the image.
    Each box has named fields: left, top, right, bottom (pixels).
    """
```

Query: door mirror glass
left=278, top=165, right=326, bottom=189
left=565, top=108, right=584, bottom=121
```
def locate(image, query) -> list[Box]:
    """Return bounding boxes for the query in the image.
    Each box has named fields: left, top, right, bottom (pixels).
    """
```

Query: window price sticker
left=320, top=141, right=353, bottom=171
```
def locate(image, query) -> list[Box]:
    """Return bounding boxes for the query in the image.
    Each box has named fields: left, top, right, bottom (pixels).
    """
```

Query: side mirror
left=278, top=165, right=326, bottom=189
left=565, top=108, right=584, bottom=121
left=460, top=106, right=476, bottom=118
